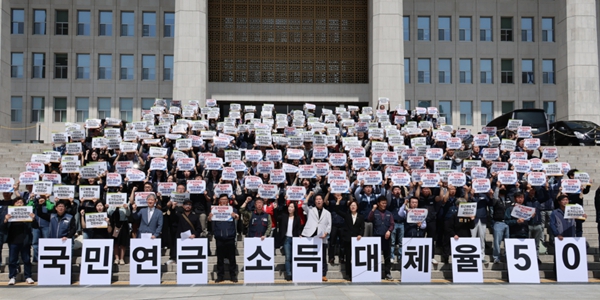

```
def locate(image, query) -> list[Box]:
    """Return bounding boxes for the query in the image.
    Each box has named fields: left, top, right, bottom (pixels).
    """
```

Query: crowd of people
left=1, top=99, right=599, bottom=285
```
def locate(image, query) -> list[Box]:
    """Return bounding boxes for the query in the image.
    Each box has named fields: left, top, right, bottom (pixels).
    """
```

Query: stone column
left=0, top=0, right=11, bottom=142
left=556, top=0, right=600, bottom=123
left=370, top=0, right=405, bottom=110
left=173, top=0, right=208, bottom=102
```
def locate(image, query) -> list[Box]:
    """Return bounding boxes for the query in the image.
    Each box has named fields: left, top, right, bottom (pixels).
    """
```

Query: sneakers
left=8, top=278, right=16, bottom=285
left=26, top=278, right=35, bottom=284
left=431, top=258, right=439, bottom=265
left=31, top=261, right=38, bottom=266
left=482, top=259, right=489, bottom=264
left=322, top=276, right=328, bottom=282
left=119, top=259, right=125, bottom=265
left=493, top=258, right=501, bottom=264
left=166, top=260, right=176, bottom=265
left=385, top=273, right=393, bottom=281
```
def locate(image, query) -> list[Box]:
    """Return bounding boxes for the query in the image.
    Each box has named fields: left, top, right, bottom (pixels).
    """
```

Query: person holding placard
left=444, top=198, right=476, bottom=263
left=80, top=202, right=110, bottom=239
left=504, top=192, right=531, bottom=239
left=209, top=194, right=240, bottom=283
left=300, top=193, right=332, bottom=281
left=400, top=197, right=427, bottom=238
left=565, top=169, right=591, bottom=238
left=275, top=202, right=303, bottom=281
left=550, top=195, right=577, bottom=240
left=466, top=186, right=492, bottom=263
left=490, top=189, right=512, bottom=264
left=355, top=181, right=384, bottom=237
left=0, top=191, right=14, bottom=266
left=107, top=202, right=130, bottom=265
left=525, top=183, right=550, bottom=257
left=368, top=196, right=395, bottom=280
left=2, top=197, right=37, bottom=285
left=37, top=200, right=76, bottom=241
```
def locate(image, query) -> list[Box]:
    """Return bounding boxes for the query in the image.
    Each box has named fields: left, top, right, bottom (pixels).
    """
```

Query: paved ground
left=2, top=283, right=600, bottom=300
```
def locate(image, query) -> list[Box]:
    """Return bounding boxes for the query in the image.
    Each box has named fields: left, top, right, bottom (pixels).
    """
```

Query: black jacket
left=172, top=207, right=203, bottom=237
left=445, top=212, right=475, bottom=238
left=335, top=206, right=365, bottom=242
left=275, top=210, right=303, bottom=241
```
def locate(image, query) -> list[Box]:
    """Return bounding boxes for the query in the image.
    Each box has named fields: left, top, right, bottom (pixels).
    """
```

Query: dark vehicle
left=551, top=120, right=600, bottom=146
left=486, top=109, right=551, bottom=145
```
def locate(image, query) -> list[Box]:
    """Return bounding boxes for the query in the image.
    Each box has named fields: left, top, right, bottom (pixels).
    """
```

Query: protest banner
left=0, top=177, right=15, bottom=192
left=7, top=206, right=33, bottom=222
left=286, top=186, right=306, bottom=201
left=258, top=184, right=278, bottom=199
left=106, top=193, right=128, bottom=206
left=407, top=209, right=428, bottom=223
left=457, top=203, right=477, bottom=218
left=564, top=204, right=585, bottom=219
left=211, top=206, right=233, bottom=221
left=510, top=204, right=536, bottom=220
left=85, top=212, right=108, bottom=228
left=187, top=180, right=206, bottom=194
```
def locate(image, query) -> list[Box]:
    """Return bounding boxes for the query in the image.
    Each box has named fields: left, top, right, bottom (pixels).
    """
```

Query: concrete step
left=3, top=270, right=600, bottom=282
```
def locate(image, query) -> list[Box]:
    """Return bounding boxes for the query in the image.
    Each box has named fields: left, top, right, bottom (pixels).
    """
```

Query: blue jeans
left=32, top=226, right=50, bottom=262
left=9, top=243, right=32, bottom=279
left=492, top=221, right=509, bottom=260
left=283, top=236, right=293, bottom=277
left=390, top=222, right=404, bottom=259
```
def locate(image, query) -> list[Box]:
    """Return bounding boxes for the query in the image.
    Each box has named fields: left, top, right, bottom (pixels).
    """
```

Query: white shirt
left=286, top=217, right=294, bottom=237
left=148, top=207, right=155, bottom=221
left=351, top=213, right=357, bottom=225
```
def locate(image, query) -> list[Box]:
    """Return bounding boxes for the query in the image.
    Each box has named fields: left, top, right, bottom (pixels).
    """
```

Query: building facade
left=3, top=0, right=600, bottom=142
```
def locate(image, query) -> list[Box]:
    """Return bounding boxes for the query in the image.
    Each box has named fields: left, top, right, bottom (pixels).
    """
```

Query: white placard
left=210, top=206, right=233, bottom=222
left=7, top=206, right=33, bottom=222
left=510, top=204, right=536, bottom=221
left=130, top=238, right=162, bottom=285
left=564, top=204, right=585, bottom=219
left=457, top=203, right=477, bottom=218
left=85, top=212, right=108, bottom=228
left=80, top=185, right=100, bottom=200
left=106, top=193, right=127, bottom=206
left=38, top=239, right=72, bottom=285
left=80, top=239, right=114, bottom=285
left=350, top=237, right=382, bottom=283
left=555, top=237, right=588, bottom=282
left=106, top=173, right=122, bottom=187
left=505, top=239, right=540, bottom=283
left=471, top=178, right=491, bottom=194
left=561, top=179, right=581, bottom=194
left=293, top=237, right=323, bottom=283
left=401, top=238, right=433, bottom=283
left=33, top=181, right=53, bottom=195
left=447, top=172, right=466, bottom=187
left=450, top=238, right=483, bottom=283
left=406, top=208, right=429, bottom=223
left=286, top=186, right=306, bottom=201
left=244, top=238, right=275, bottom=283
left=0, top=177, right=15, bottom=192
left=176, top=238, right=209, bottom=285
left=497, top=171, right=518, bottom=185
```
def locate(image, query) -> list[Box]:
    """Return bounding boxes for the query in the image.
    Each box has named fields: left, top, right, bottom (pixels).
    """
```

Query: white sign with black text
left=401, top=238, right=432, bottom=283
left=293, top=237, right=323, bottom=283
left=450, top=238, right=483, bottom=283
left=80, top=239, right=114, bottom=285
left=130, top=238, right=162, bottom=285
left=176, top=238, right=208, bottom=285
left=351, top=237, right=381, bottom=283
left=38, top=239, right=72, bottom=285
left=244, top=238, right=275, bottom=283
left=505, top=239, right=540, bottom=283
left=555, top=237, right=588, bottom=282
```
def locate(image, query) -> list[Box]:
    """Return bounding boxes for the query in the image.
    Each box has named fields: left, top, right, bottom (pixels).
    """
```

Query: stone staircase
left=0, top=144, right=598, bottom=283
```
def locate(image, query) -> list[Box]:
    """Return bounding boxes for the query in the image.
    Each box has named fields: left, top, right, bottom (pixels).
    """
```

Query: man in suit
left=301, top=193, right=332, bottom=281
left=131, top=194, right=163, bottom=239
